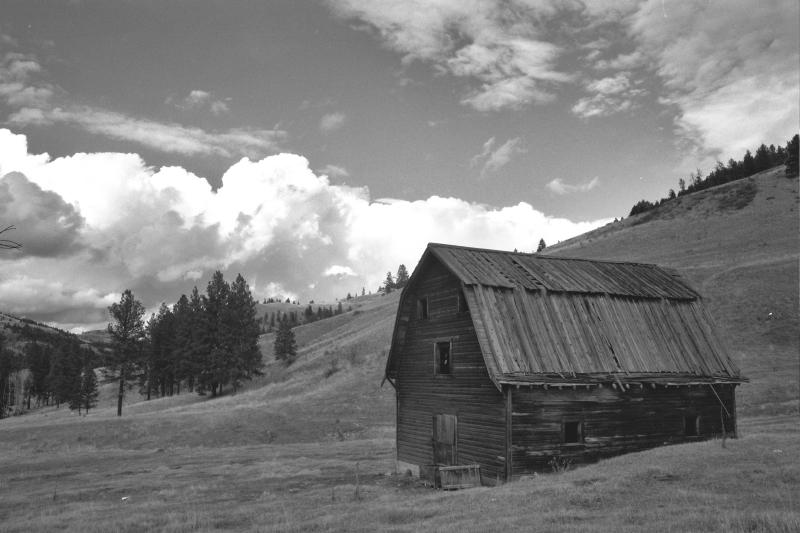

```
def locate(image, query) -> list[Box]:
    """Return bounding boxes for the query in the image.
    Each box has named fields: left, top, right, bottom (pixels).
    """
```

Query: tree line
left=382, top=264, right=409, bottom=294
left=0, top=334, right=98, bottom=418
left=630, top=134, right=799, bottom=217
left=107, top=270, right=262, bottom=416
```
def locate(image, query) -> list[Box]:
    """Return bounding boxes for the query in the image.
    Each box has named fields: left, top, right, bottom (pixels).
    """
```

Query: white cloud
left=327, top=0, right=571, bottom=111
left=319, top=112, right=347, bottom=133
left=324, top=265, right=357, bottom=278
left=170, top=89, right=231, bottom=115
left=572, top=72, right=644, bottom=118
left=547, top=176, right=600, bottom=195
left=470, top=136, right=525, bottom=178
left=9, top=106, right=284, bottom=158
left=1, top=54, right=277, bottom=158
left=626, top=0, right=799, bottom=161
left=0, top=128, right=609, bottom=329
left=318, top=164, right=350, bottom=179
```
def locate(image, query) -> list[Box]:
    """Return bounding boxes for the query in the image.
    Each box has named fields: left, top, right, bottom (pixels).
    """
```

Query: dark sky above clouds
left=0, top=0, right=797, bottom=330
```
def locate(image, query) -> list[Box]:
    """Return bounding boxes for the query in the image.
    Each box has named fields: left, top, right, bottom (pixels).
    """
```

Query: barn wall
left=510, top=383, right=737, bottom=475
left=396, top=258, right=507, bottom=483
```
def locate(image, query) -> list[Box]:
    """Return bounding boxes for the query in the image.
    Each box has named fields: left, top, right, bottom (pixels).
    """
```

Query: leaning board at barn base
left=384, top=243, right=744, bottom=484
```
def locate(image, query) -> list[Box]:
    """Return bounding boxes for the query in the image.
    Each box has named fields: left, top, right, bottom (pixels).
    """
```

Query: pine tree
left=107, top=289, right=146, bottom=417
left=274, top=317, right=297, bottom=365
left=227, top=274, right=262, bottom=391
left=786, top=134, right=799, bottom=177
left=80, top=365, right=98, bottom=414
left=537, top=238, right=547, bottom=252
left=202, top=271, right=232, bottom=397
left=383, top=271, right=395, bottom=294
left=395, top=264, right=409, bottom=289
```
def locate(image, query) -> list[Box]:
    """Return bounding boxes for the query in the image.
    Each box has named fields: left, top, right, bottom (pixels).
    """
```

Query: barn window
left=562, top=421, right=583, bottom=444
left=684, top=414, right=699, bottom=436
left=417, top=297, right=429, bottom=319
left=435, top=341, right=452, bottom=374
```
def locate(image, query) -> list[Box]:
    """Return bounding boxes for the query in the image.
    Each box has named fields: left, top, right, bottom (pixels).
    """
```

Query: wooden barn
left=384, top=243, right=745, bottom=485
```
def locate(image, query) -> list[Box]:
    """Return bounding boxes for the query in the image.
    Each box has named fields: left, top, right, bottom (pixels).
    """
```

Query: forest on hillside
left=629, top=134, right=799, bottom=217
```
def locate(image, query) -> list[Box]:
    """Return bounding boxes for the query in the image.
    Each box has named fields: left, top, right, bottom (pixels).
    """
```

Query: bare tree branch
left=0, top=225, right=21, bottom=250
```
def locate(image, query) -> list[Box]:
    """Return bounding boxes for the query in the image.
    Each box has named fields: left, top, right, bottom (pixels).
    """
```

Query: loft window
left=435, top=341, right=451, bottom=375
left=417, top=297, right=429, bottom=320
left=684, top=414, right=699, bottom=436
left=563, top=421, right=583, bottom=444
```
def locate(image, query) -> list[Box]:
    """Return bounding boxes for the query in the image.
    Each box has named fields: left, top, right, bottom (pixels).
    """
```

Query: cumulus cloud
left=546, top=176, right=600, bottom=195
left=327, top=0, right=571, bottom=111
left=470, top=136, right=525, bottom=178
left=0, top=128, right=608, bottom=330
left=0, top=172, right=85, bottom=256
left=319, top=112, right=347, bottom=133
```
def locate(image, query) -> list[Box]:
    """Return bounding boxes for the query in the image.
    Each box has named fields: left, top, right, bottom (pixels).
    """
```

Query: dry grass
left=1, top=168, right=797, bottom=531
left=0, top=417, right=797, bottom=532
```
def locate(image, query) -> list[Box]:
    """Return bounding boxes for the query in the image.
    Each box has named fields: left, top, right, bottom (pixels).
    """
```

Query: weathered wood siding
left=510, top=383, right=737, bottom=475
left=396, top=258, right=507, bottom=483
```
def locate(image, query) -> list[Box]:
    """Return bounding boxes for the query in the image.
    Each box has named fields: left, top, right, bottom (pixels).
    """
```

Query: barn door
left=432, top=414, right=458, bottom=465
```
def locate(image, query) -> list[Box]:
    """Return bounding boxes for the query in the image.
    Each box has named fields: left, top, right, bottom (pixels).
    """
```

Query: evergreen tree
left=742, top=150, right=755, bottom=176
left=754, top=143, right=771, bottom=172
left=171, top=293, right=192, bottom=393
left=395, top=264, right=409, bottom=288
left=273, top=317, right=297, bottom=365
left=107, top=289, right=146, bottom=417
left=383, top=271, right=395, bottom=294
left=80, top=365, right=98, bottom=414
left=786, top=134, right=799, bottom=177
left=202, top=271, right=232, bottom=397
left=24, top=342, right=51, bottom=406
left=227, top=274, right=262, bottom=391
left=537, top=238, right=547, bottom=252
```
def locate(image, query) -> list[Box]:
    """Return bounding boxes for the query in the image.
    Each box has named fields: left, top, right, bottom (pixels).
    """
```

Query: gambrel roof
left=386, top=243, right=743, bottom=389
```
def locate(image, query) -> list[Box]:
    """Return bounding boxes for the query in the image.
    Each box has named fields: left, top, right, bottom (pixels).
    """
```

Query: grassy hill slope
left=545, top=167, right=798, bottom=415
left=0, top=167, right=798, bottom=532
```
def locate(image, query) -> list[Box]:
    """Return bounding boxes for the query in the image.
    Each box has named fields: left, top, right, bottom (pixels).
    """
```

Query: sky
left=0, top=0, right=797, bottom=331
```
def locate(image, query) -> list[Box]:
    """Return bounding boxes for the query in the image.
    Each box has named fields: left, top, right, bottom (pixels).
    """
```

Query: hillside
left=0, top=166, right=797, bottom=532
left=546, top=166, right=799, bottom=415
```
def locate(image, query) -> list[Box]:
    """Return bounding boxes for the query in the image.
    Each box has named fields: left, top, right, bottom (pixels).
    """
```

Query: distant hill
left=545, top=166, right=799, bottom=415
left=0, top=312, right=98, bottom=355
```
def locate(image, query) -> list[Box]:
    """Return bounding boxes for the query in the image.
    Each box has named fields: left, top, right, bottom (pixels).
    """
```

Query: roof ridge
left=427, top=242, right=661, bottom=269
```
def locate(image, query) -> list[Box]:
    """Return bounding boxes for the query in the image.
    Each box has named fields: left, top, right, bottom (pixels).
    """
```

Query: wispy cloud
left=470, top=136, right=525, bottom=178
left=546, top=176, right=600, bottom=195
left=623, top=0, right=798, bottom=161
left=572, top=72, right=645, bottom=118
left=169, top=89, right=231, bottom=115
left=319, top=112, right=347, bottom=133
left=9, top=106, right=284, bottom=158
left=327, top=0, right=571, bottom=111
left=0, top=53, right=283, bottom=158
left=318, top=164, right=350, bottom=179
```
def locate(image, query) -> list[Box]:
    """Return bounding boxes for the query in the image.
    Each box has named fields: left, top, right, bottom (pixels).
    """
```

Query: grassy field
left=0, top=168, right=798, bottom=531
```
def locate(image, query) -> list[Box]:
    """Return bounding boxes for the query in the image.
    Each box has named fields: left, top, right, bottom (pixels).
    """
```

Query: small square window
left=563, top=421, right=582, bottom=444
left=684, top=414, right=699, bottom=436
left=417, top=297, right=429, bottom=320
left=435, top=341, right=451, bottom=374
